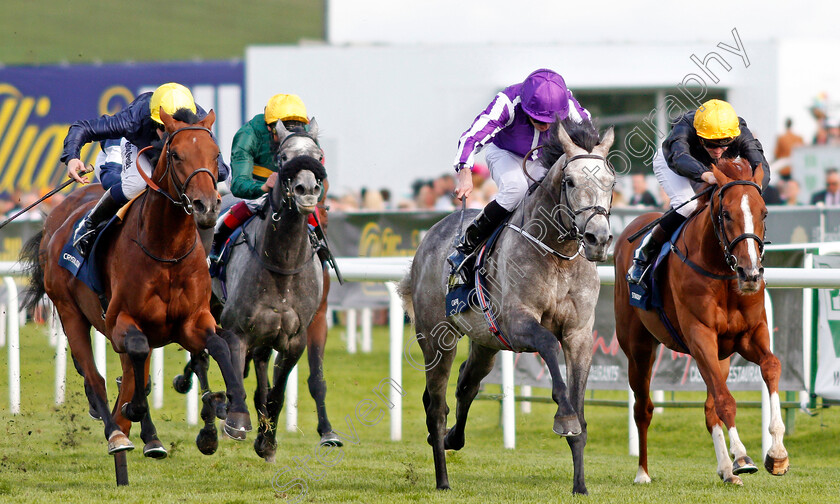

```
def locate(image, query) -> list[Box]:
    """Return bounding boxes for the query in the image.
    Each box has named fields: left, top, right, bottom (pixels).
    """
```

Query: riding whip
left=627, top=185, right=715, bottom=243
left=0, top=165, right=93, bottom=231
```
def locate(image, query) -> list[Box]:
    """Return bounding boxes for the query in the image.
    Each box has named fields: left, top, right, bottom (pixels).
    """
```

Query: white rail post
left=361, top=307, right=373, bottom=353
left=762, top=290, right=775, bottom=457
left=385, top=282, right=403, bottom=441
left=186, top=352, right=198, bottom=425
left=54, top=317, right=66, bottom=405
left=501, top=350, right=516, bottom=449
left=801, top=253, right=813, bottom=408
left=628, top=385, right=639, bottom=456
left=286, top=362, right=299, bottom=432
left=94, top=331, right=107, bottom=382
left=347, top=309, right=358, bottom=354
left=0, top=305, right=6, bottom=347
left=520, top=385, right=532, bottom=414
left=151, top=348, right=164, bottom=409
left=652, top=390, right=664, bottom=414
left=4, top=277, right=20, bottom=414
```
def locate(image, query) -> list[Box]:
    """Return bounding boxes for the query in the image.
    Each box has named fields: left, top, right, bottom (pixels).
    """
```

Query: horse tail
left=396, top=265, right=415, bottom=323
left=19, top=230, right=46, bottom=312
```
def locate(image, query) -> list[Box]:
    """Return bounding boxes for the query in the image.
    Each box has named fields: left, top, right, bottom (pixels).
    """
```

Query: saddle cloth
left=627, top=221, right=692, bottom=354
left=58, top=191, right=145, bottom=295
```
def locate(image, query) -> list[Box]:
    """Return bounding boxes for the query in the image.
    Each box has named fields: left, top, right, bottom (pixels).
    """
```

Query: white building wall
left=248, top=39, right=782, bottom=197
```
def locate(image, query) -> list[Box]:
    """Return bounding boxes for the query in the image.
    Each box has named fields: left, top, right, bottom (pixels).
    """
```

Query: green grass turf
left=0, top=322, right=837, bottom=503
left=0, top=0, right=323, bottom=66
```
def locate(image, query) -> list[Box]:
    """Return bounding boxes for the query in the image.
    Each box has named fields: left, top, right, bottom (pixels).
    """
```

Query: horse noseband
left=712, top=180, right=765, bottom=271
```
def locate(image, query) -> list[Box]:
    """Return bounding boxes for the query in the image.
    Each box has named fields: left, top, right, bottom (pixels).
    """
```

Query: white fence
left=4, top=253, right=840, bottom=455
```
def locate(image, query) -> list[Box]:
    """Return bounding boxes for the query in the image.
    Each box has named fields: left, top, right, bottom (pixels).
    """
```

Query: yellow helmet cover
left=149, top=83, right=197, bottom=124
left=693, top=99, right=741, bottom=139
left=265, top=94, right=308, bottom=125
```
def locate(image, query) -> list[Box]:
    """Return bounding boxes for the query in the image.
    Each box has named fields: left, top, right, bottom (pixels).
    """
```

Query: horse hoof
left=255, top=433, right=277, bottom=461
left=172, top=374, right=192, bottom=394
left=443, top=429, right=464, bottom=451
left=107, top=431, right=135, bottom=455
left=143, top=440, right=168, bottom=459
left=319, top=432, right=343, bottom=447
left=723, top=474, right=743, bottom=486
left=733, top=456, right=758, bottom=475
left=196, top=426, right=219, bottom=455
left=223, top=412, right=251, bottom=441
left=764, top=453, right=790, bottom=476
left=201, top=391, right=228, bottom=420
left=89, top=407, right=101, bottom=421
left=121, top=402, right=147, bottom=423
left=552, top=415, right=582, bottom=437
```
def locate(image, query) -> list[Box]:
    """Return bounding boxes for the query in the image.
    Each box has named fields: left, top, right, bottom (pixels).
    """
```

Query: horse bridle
left=523, top=150, right=615, bottom=244
left=137, top=125, right=218, bottom=215
left=710, top=180, right=766, bottom=271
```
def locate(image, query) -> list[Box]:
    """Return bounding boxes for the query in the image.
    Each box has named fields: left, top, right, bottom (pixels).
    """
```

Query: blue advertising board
left=0, top=61, right=243, bottom=192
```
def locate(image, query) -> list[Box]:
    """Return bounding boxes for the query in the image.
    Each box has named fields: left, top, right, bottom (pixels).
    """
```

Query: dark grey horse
left=211, top=147, right=328, bottom=463
left=399, top=118, right=615, bottom=495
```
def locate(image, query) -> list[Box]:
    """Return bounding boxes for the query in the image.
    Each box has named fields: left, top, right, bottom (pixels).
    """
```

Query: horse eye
left=566, top=179, right=575, bottom=188
left=171, top=152, right=181, bottom=162
left=722, top=210, right=731, bottom=220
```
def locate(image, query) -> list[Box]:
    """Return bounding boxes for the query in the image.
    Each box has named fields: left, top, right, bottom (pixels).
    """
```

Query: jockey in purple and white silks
left=448, top=68, right=590, bottom=279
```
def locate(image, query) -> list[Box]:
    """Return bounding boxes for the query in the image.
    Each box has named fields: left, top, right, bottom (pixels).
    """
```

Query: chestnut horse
left=614, top=158, right=788, bottom=486
left=21, top=109, right=251, bottom=458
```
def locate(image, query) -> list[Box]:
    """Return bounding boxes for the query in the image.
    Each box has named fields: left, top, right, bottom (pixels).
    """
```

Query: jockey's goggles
left=700, top=137, right=735, bottom=149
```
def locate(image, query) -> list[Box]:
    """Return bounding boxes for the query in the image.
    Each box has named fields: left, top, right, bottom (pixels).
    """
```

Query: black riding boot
left=447, top=200, right=511, bottom=280
left=73, top=188, right=122, bottom=258
left=626, top=211, right=687, bottom=285
left=208, top=222, right=235, bottom=264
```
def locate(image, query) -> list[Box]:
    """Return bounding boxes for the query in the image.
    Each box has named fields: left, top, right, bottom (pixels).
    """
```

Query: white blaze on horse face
left=740, top=194, right=759, bottom=269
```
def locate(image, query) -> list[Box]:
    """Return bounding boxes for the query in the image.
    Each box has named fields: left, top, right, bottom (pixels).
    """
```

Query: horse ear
left=308, top=117, right=319, bottom=138
left=555, top=121, right=580, bottom=156
left=711, top=164, right=731, bottom=186
left=159, top=108, right=175, bottom=130
left=199, top=109, right=216, bottom=130
left=752, top=163, right=765, bottom=189
left=595, top=126, right=615, bottom=155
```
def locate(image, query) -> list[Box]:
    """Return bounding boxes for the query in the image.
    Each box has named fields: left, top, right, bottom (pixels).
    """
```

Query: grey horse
left=399, top=118, right=615, bottom=495
left=209, top=151, right=327, bottom=462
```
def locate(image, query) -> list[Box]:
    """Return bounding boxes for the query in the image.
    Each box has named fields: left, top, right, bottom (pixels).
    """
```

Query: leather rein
left=671, top=179, right=765, bottom=279
left=132, top=125, right=218, bottom=263
left=509, top=148, right=615, bottom=260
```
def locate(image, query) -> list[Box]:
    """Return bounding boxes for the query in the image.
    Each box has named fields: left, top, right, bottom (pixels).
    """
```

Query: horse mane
left=146, top=108, right=203, bottom=166
left=539, top=117, right=601, bottom=170
left=279, top=155, right=327, bottom=182
left=692, top=158, right=754, bottom=211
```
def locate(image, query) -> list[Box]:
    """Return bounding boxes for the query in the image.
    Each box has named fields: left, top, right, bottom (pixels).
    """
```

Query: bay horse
left=613, top=158, right=789, bottom=486
left=399, top=118, right=615, bottom=495
left=20, top=109, right=251, bottom=459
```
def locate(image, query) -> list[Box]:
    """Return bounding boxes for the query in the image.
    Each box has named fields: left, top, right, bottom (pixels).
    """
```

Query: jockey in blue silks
left=61, top=82, right=230, bottom=257
left=448, top=68, right=590, bottom=278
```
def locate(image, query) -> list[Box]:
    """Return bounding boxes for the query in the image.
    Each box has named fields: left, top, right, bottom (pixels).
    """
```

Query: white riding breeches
left=653, top=147, right=697, bottom=217
left=120, top=139, right=155, bottom=200
left=484, top=143, right=548, bottom=211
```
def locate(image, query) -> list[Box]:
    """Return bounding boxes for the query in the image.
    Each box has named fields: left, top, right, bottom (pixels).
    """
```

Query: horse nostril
left=295, top=184, right=306, bottom=196
left=193, top=200, right=206, bottom=214
left=584, top=232, right=597, bottom=245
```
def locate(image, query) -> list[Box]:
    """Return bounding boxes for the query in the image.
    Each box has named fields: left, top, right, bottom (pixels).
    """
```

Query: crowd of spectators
left=0, top=187, right=65, bottom=222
